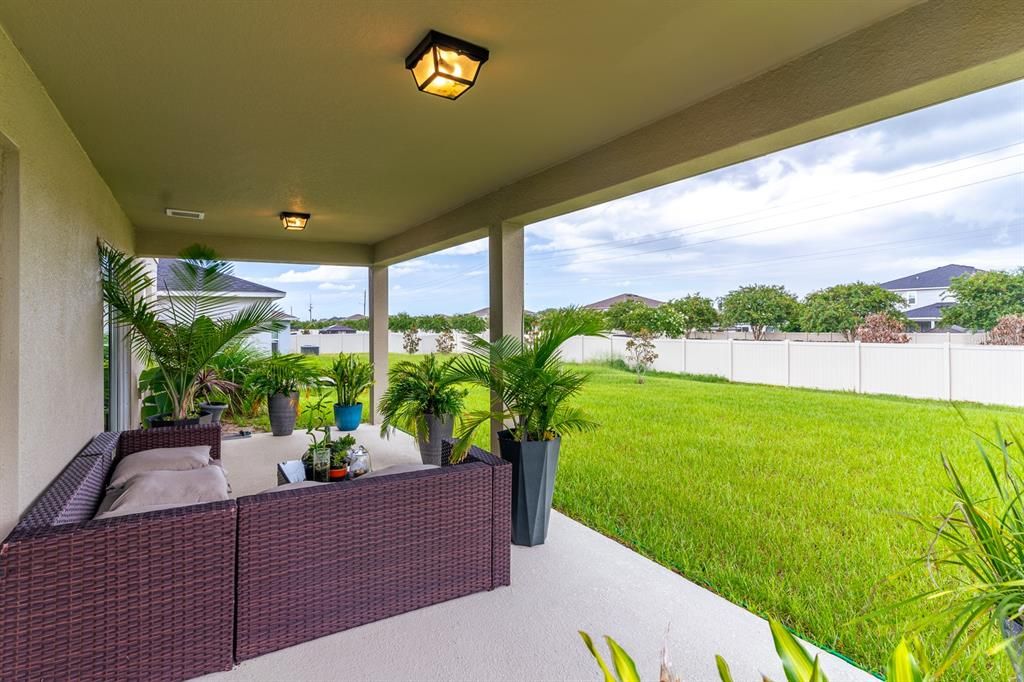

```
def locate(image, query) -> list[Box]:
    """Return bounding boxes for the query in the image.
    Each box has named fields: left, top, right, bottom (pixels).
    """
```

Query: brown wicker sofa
left=235, top=441, right=511, bottom=660
left=1, top=428, right=511, bottom=680
left=0, top=425, right=235, bottom=681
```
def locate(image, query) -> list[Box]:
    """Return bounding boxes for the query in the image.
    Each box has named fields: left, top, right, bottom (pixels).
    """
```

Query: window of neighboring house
left=904, top=292, right=917, bottom=306
left=271, top=330, right=280, bottom=355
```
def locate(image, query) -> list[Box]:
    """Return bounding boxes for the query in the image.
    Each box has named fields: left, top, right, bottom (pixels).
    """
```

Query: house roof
left=156, top=259, right=285, bottom=296
left=342, top=313, right=367, bottom=321
left=321, top=324, right=356, bottom=333
left=468, top=307, right=536, bottom=318
left=583, top=293, right=665, bottom=311
left=880, top=264, right=979, bottom=291
left=903, top=302, right=954, bottom=320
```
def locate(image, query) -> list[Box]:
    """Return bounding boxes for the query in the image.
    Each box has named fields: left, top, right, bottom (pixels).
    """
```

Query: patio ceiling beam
left=135, top=229, right=372, bottom=265
left=371, top=0, right=1024, bottom=266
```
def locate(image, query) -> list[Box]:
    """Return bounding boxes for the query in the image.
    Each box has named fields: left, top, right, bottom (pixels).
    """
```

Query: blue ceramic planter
left=334, top=403, right=363, bottom=431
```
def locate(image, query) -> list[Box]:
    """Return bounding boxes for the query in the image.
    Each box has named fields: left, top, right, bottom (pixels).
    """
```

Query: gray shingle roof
left=583, top=293, right=664, bottom=311
left=880, top=264, right=979, bottom=290
left=156, top=259, right=285, bottom=296
left=903, top=302, right=953, bottom=319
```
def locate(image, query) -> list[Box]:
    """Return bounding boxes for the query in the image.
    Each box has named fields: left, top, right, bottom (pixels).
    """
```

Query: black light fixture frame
left=280, top=211, right=311, bottom=231
left=404, top=30, right=490, bottom=100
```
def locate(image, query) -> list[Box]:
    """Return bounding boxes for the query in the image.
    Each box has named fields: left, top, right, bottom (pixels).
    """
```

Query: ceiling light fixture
left=405, top=30, right=489, bottom=100
left=280, top=211, right=310, bottom=231
left=165, top=208, right=205, bottom=220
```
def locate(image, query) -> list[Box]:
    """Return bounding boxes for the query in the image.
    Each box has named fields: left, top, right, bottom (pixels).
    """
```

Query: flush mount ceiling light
left=280, top=211, right=311, bottom=231
left=165, top=208, right=205, bottom=220
left=405, top=30, right=489, bottom=100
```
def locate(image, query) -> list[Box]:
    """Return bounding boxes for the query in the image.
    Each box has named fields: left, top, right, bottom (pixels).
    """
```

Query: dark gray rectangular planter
left=1003, top=618, right=1024, bottom=682
left=497, top=430, right=560, bottom=547
left=417, top=414, right=455, bottom=466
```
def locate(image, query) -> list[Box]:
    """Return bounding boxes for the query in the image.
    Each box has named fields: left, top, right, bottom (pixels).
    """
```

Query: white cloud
left=267, top=265, right=363, bottom=283
left=318, top=282, right=355, bottom=291
left=444, top=238, right=488, bottom=256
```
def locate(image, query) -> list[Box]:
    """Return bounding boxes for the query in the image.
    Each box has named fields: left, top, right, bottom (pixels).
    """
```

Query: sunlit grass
left=238, top=352, right=1023, bottom=677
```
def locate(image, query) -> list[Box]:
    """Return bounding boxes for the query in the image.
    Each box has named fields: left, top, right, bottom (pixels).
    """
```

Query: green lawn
left=238, top=353, right=1022, bottom=678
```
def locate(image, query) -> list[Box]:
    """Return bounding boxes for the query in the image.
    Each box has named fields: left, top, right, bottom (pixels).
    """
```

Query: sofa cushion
left=108, top=445, right=212, bottom=489
left=106, top=466, right=229, bottom=515
left=360, top=464, right=438, bottom=479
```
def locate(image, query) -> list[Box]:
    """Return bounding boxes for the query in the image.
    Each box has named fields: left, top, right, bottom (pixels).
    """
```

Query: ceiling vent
left=165, top=208, right=205, bottom=220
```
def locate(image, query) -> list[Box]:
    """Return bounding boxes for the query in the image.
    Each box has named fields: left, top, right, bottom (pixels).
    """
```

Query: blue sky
left=235, top=81, right=1024, bottom=319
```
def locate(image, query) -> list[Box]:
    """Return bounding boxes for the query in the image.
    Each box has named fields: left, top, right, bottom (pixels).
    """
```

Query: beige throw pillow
left=95, top=503, right=194, bottom=520
left=108, top=445, right=212, bottom=489
left=361, top=464, right=439, bottom=479
left=107, top=466, right=229, bottom=514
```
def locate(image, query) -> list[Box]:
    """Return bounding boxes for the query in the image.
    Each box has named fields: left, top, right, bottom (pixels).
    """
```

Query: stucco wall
left=0, top=26, right=132, bottom=537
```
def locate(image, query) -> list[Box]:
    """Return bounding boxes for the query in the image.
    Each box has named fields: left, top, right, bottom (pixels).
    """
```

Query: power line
left=526, top=170, right=1023, bottom=270
left=526, top=148, right=1024, bottom=264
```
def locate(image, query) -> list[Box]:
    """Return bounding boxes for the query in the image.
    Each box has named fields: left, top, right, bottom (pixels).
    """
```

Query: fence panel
left=787, top=342, right=857, bottom=392
left=951, top=346, right=1024, bottom=406
left=732, top=341, right=788, bottom=385
left=682, top=339, right=731, bottom=378
left=860, top=343, right=945, bottom=400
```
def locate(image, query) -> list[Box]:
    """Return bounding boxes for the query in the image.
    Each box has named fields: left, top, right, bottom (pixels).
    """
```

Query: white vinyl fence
left=293, top=332, right=1024, bottom=407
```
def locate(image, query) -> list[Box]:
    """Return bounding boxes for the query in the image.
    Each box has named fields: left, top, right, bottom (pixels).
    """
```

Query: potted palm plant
left=100, top=242, right=283, bottom=428
left=246, top=354, right=321, bottom=436
left=378, top=354, right=466, bottom=466
left=451, top=310, right=606, bottom=546
left=323, top=354, right=374, bottom=431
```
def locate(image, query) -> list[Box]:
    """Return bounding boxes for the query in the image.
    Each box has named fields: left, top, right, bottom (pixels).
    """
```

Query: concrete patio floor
left=204, top=426, right=875, bottom=682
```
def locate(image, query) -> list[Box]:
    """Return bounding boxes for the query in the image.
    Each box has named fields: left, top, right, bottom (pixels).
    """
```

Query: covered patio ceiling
left=0, top=0, right=1021, bottom=267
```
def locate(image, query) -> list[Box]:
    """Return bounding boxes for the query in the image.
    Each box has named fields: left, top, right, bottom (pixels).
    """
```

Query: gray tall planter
left=1003, top=618, right=1024, bottom=682
left=417, top=414, right=454, bottom=466
left=497, top=430, right=560, bottom=546
left=267, top=392, right=299, bottom=436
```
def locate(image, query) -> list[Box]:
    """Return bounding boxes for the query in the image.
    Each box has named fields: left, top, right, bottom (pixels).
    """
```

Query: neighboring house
left=583, top=293, right=665, bottom=312
left=321, top=324, right=357, bottom=334
left=156, top=259, right=292, bottom=354
left=342, top=313, right=367, bottom=322
left=880, top=264, right=980, bottom=330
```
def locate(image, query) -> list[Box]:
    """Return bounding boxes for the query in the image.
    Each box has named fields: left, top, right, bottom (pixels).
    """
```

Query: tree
left=664, top=295, right=719, bottom=338
left=449, top=313, right=487, bottom=335
left=801, top=282, right=907, bottom=340
left=389, top=312, right=416, bottom=332
left=625, top=330, right=658, bottom=384
left=989, top=314, right=1024, bottom=346
left=538, top=306, right=607, bottom=336
left=856, top=313, right=909, bottom=343
left=719, top=285, right=800, bottom=341
left=942, top=268, right=1024, bottom=330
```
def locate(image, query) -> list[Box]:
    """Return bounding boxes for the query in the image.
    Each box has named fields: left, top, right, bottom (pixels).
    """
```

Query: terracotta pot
left=329, top=468, right=348, bottom=481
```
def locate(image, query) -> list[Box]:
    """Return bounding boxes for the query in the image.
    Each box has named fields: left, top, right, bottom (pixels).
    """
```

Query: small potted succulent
left=330, top=434, right=356, bottom=480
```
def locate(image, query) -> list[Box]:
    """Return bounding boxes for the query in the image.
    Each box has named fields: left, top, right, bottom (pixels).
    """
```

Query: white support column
left=488, top=221, right=524, bottom=343
left=488, top=221, right=524, bottom=452
left=368, top=265, right=388, bottom=425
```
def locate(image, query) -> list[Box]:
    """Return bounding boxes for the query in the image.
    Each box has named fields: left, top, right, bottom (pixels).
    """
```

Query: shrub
left=989, top=314, right=1024, bottom=346
left=435, top=329, right=457, bottom=354
left=857, top=313, right=909, bottom=343
left=625, top=329, right=658, bottom=384
left=402, top=327, right=422, bottom=354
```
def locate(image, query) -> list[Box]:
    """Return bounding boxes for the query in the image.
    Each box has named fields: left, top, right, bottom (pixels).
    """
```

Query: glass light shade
left=280, top=212, right=310, bottom=231
left=406, top=31, right=489, bottom=100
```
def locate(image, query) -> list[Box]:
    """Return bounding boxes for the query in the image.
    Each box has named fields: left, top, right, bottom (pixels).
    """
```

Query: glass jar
left=347, top=445, right=371, bottom=479
left=311, top=447, right=331, bottom=482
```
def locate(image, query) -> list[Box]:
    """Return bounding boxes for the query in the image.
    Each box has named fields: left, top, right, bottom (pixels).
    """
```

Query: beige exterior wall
left=0, top=26, right=132, bottom=537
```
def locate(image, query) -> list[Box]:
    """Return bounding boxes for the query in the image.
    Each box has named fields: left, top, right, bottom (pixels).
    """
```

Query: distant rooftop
left=583, top=293, right=665, bottom=311
left=880, top=264, right=979, bottom=290
left=342, top=313, right=367, bottom=321
left=903, top=301, right=954, bottom=320
left=156, top=259, right=285, bottom=296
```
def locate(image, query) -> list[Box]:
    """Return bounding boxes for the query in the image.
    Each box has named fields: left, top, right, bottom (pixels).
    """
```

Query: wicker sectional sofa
left=0, top=426, right=511, bottom=681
